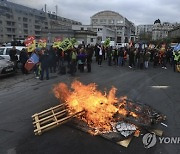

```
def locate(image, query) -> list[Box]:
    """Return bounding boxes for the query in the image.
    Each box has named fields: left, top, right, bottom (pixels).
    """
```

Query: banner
left=38, top=38, right=47, bottom=48
left=59, top=38, right=71, bottom=51
left=25, top=53, right=39, bottom=71
left=24, top=36, right=36, bottom=52
left=103, top=38, right=110, bottom=47
left=53, top=37, right=62, bottom=48
left=173, top=44, right=180, bottom=52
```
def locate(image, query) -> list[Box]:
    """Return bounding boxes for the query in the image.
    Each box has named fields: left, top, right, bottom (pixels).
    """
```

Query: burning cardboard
left=115, top=122, right=137, bottom=137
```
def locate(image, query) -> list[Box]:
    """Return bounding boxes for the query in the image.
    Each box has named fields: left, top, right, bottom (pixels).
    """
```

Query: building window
left=100, top=19, right=106, bottom=24
left=7, top=35, right=12, bottom=38
left=108, top=19, right=114, bottom=24
left=35, top=25, right=40, bottom=29
left=81, top=27, right=84, bottom=30
left=23, top=24, right=28, bottom=28
left=97, top=28, right=102, bottom=31
left=6, top=28, right=11, bottom=32
left=91, top=38, right=93, bottom=42
left=24, top=29, right=28, bottom=34
left=92, top=19, right=98, bottom=24
left=117, top=20, right=123, bottom=24
left=6, top=21, right=11, bottom=26
left=23, top=17, right=28, bottom=22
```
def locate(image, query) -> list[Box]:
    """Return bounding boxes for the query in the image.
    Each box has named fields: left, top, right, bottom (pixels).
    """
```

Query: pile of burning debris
left=32, top=81, right=166, bottom=147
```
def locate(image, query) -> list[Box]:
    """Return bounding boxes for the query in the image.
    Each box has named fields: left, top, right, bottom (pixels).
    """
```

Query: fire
left=53, top=81, right=137, bottom=134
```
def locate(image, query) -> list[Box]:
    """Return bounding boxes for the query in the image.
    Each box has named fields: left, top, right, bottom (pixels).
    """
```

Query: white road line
left=150, top=86, right=169, bottom=89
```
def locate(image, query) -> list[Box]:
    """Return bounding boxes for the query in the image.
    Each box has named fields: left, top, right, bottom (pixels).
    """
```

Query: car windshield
left=0, top=48, right=5, bottom=55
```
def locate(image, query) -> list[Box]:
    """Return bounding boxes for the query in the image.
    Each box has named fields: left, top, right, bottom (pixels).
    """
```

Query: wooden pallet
left=32, top=104, right=83, bottom=135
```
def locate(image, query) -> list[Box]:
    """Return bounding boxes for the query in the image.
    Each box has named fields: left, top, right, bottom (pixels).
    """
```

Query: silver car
left=0, top=56, right=15, bottom=76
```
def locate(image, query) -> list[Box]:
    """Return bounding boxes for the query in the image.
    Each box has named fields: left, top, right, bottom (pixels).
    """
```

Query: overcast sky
left=9, top=0, right=180, bottom=25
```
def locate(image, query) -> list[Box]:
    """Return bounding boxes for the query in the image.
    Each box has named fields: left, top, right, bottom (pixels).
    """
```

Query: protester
left=113, top=48, right=118, bottom=66
left=39, top=48, right=49, bottom=80
left=173, top=51, right=180, bottom=72
left=97, top=45, right=103, bottom=66
left=161, top=52, right=167, bottom=69
left=48, top=47, right=57, bottom=73
left=144, top=50, right=151, bottom=69
left=107, top=46, right=113, bottom=66
left=77, top=48, right=86, bottom=72
left=86, top=47, right=93, bottom=72
left=118, top=47, right=124, bottom=67
left=19, top=48, right=29, bottom=74
left=128, top=47, right=135, bottom=68
left=9, top=46, right=18, bottom=69
left=69, top=49, right=77, bottom=76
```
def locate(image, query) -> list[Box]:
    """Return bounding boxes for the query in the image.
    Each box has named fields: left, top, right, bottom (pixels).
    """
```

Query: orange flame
left=53, top=81, right=137, bottom=134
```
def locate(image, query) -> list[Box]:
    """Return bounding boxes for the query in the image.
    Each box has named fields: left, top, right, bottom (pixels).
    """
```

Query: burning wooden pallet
left=32, top=101, right=165, bottom=148
left=32, top=104, right=83, bottom=135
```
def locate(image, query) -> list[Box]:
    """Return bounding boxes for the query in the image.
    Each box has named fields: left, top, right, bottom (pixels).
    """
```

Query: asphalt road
left=0, top=62, right=180, bottom=154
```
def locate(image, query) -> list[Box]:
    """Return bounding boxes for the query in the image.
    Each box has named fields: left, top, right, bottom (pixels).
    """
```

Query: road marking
left=150, top=86, right=169, bottom=89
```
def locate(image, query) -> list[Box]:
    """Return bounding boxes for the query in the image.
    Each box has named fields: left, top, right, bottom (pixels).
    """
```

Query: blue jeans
left=118, top=57, right=124, bottom=66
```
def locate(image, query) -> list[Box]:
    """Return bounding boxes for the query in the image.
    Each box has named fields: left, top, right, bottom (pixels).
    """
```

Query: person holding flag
left=24, top=49, right=39, bottom=72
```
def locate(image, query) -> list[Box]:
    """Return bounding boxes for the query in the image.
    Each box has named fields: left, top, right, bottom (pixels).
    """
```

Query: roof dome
left=154, top=19, right=161, bottom=24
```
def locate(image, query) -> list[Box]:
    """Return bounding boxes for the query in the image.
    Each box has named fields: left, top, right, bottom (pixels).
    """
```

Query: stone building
left=168, top=26, right=180, bottom=42
left=152, top=19, right=178, bottom=41
left=90, top=10, right=135, bottom=43
left=72, top=25, right=115, bottom=44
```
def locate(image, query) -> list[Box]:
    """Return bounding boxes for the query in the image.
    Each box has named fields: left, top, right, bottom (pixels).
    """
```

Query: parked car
left=0, top=46, right=26, bottom=61
left=0, top=56, right=15, bottom=76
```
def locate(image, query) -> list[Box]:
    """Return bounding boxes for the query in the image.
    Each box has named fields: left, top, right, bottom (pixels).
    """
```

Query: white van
left=0, top=46, right=26, bottom=60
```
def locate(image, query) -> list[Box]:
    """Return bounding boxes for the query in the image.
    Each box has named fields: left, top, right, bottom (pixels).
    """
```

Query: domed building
left=91, top=10, right=135, bottom=43
left=152, top=19, right=175, bottom=41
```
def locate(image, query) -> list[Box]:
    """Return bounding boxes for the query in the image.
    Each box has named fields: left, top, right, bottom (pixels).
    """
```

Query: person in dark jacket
left=77, top=48, right=86, bottom=72
left=19, top=48, right=29, bottom=74
left=48, top=47, right=57, bottom=73
left=118, top=47, right=124, bottom=66
left=86, top=47, right=93, bottom=72
left=107, top=46, right=113, bottom=66
left=139, top=51, right=144, bottom=69
left=153, top=50, right=159, bottom=67
left=9, top=46, right=18, bottom=69
left=39, top=48, right=49, bottom=80
left=129, top=48, right=135, bottom=68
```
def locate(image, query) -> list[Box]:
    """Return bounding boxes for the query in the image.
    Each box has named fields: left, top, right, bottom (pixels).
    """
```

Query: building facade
left=0, top=0, right=81, bottom=43
left=152, top=19, right=179, bottom=41
left=136, top=25, right=153, bottom=36
left=90, top=10, right=135, bottom=43
left=72, top=25, right=115, bottom=44
left=168, top=26, right=180, bottom=42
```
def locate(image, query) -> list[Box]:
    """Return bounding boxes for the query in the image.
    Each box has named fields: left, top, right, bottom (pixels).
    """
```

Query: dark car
left=0, top=56, right=15, bottom=76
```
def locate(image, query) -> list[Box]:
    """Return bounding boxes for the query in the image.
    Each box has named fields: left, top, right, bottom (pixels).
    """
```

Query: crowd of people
left=94, top=44, right=180, bottom=72
left=8, top=43, right=180, bottom=80
left=9, top=44, right=94, bottom=80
